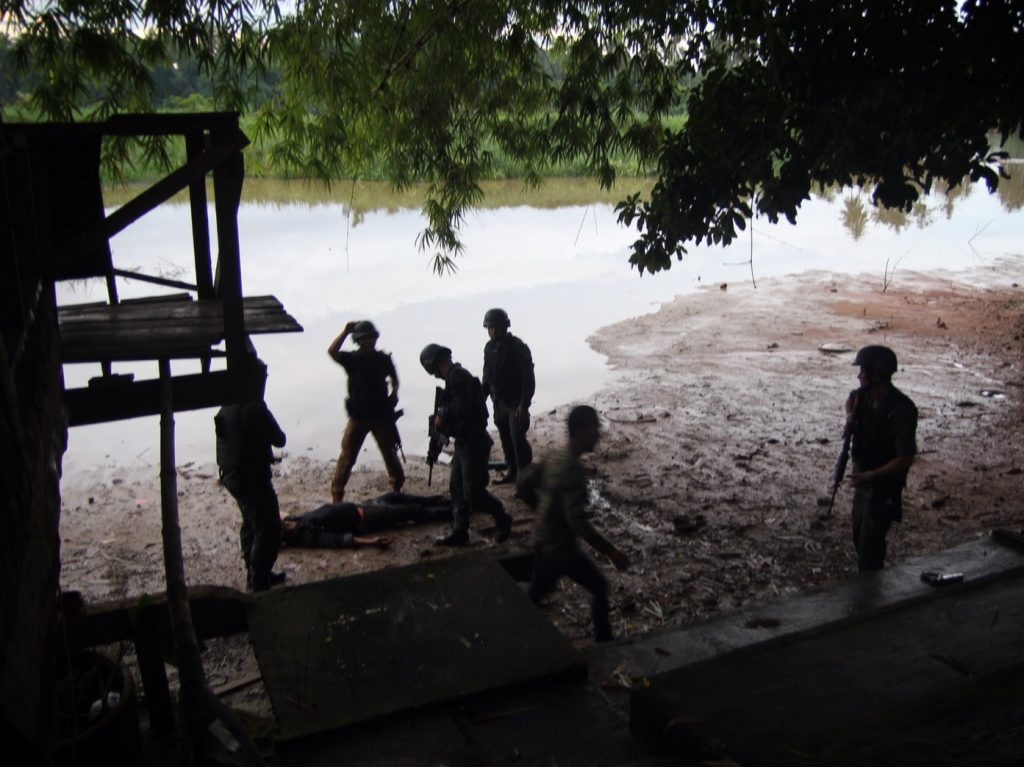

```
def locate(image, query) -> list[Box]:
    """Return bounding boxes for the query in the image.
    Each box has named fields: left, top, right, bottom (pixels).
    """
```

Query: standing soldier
left=328, top=320, right=405, bottom=503
left=481, top=308, right=535, bottom=484
left=845, top=345, right=918, bottom=572
left=215, top=360, right=288, bottom=591
left=518, top=405, right=630, bottom=642
left=420, top=343, right=513, bottom=546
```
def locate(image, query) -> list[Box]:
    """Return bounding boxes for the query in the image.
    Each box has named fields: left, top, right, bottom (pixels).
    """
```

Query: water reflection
left=60, top=172, right=1024, bottom=484
left=831, top=162, right=1023, bottom=242
left=841, top=196, right=869, bottom=240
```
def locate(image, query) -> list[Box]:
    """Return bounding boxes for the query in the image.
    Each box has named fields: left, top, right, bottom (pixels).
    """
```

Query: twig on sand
left=882, top=251, right=907, bottom=292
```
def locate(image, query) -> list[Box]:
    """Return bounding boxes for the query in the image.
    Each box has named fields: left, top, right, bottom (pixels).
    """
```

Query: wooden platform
left=58, top=294, right=301, bottom=363
left=247, top=555, right=584, bottom=743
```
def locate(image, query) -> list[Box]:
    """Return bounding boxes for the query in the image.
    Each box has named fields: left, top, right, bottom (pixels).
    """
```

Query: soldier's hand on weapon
left=434, top=414, right=445, bottom=430
left=848, top=469, right=873, bottom=487
left=609, top=548, right=630, bottom=571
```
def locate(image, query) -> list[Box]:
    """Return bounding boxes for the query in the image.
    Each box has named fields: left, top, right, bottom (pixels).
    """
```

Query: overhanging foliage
left=2, top=0, right=1021, bottom=273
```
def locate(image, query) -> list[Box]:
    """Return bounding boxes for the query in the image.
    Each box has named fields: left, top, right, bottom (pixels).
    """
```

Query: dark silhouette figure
left=481, top=307, right=535, bottom=483
left=328, top=320, right=405, bottom=502
left=215, top=363, right=288, bottom=591
left=519, top=405, right=629, bottom=642
left=419, top=343, right=512, bottom=546
left=845, top=345, right=918, bottom=572
left=282, top=492, right=453, bottom=548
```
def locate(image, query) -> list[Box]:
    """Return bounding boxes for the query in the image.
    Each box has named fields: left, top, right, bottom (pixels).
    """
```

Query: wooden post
left=211, top=127, right=246, bottom=373
left=158, top=359, right=266, bottom=765
left=186, top=131, right=214, bottom=375
left=185, top=131, right=214, bottom=300
left=158, top=359, right=206, bottom=691
left=132, top=607, right=175, bottom=733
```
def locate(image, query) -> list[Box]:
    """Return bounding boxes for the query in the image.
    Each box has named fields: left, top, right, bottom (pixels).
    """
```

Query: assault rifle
left=426, top=386, right=449, bottom=486
left=826, top=390, right=861, bottom=516
left=391, top=408, right=406, bottom=462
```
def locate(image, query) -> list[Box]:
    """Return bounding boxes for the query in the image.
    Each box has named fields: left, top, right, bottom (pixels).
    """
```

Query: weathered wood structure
left=3, top=112, right=301, bottom=421
left=1, top=112, right=300, bottom=760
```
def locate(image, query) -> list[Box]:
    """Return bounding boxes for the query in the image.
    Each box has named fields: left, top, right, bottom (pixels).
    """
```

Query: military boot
left=434, top=528, right=469, bottom=546
left=251, top=569, right=287, bottom=591
left=493, top=511, right=513, bottom=543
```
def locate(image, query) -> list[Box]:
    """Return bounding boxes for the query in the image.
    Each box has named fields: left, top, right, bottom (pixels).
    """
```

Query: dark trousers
left=493, top=399, right=532, bottom=474
left=450, top=432, right=505, bottom=532
left=852, top=487, right=895, bottom=572
left=222, top=469, right=281, bottom=580
left=528, top=547, right=612, bottom=642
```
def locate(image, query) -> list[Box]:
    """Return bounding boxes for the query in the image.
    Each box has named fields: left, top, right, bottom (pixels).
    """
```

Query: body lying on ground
left=281, top=492, right=453, bottom=549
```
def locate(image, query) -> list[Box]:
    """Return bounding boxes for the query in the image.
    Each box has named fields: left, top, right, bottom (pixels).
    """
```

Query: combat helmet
left=419, top=343, right=452, bottom=375
left=853, top=345, right=898, bottom=377
left=482, top=308, right=511, bottom=328
left=351, top=320, right=379, bottom=342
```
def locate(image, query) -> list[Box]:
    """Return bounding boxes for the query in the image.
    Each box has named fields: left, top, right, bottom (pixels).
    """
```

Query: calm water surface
left=58, top=177, right=1024, bottom=484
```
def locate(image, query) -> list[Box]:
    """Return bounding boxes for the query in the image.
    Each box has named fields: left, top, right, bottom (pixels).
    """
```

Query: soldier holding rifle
left=840, top=345, right=918, bottom=572
left=420, top=343, right=513, bottom=546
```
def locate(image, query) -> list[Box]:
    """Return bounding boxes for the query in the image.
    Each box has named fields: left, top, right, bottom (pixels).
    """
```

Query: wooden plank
left=58, top=296, right=302, bottom=362
left=60, top=295, right=283, bottom=322
left=112, top=268, right=199, bottom=293
left=64, top=368, right=238, bottom=424
left=59, top=322, right=300, bottom=362
left=2, top=112, right=241, bottom=139
left=76, top=585, right=251, bottom=648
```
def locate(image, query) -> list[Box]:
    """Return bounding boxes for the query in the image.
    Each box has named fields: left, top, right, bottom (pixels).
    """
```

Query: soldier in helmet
left=327, top=320, right=405, bottom=502
left=215, top=358, right=288, bottom=591
left=844, top=345, right=918, bottom=572
left=420, top=343, right=513, bottom=546
left=481, top=308, right=535, bottom=484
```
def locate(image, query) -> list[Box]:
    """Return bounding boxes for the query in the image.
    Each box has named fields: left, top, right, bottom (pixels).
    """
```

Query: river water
left=57, top=175, right=1024, bottom=483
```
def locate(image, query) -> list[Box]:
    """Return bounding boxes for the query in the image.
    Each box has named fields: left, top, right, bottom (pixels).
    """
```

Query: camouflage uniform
left=518, top=446, right=617, bottom=641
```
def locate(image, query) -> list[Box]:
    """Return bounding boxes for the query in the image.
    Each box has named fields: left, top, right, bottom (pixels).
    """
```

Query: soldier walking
left=420, top=343, right=513, bottom=546
left=518, top=405, right=630, bottom=641
left=215, top=359, right=288, bottom=591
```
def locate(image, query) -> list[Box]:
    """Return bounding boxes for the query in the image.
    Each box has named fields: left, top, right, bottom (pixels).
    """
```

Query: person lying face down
left=281, top=492, right=454, bottom=549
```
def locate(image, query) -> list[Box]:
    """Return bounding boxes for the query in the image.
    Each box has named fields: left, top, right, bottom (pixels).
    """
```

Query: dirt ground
left=57, top=261, right=1024, bottom=721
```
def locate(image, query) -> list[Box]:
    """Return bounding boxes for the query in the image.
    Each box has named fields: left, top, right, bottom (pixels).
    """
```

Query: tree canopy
left=3, top=0, right=1021, bottom=273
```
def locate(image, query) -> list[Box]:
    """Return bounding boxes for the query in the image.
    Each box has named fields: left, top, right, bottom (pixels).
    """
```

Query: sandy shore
left=58, top=262, right=1024, bottom=656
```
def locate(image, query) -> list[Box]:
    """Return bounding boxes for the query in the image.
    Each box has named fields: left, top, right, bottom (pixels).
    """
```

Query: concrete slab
left=273, top=676, right=639, bottom=767
left=587, top=534, right=1024, bottom=685
left=247, top=554, right=583, bottom=742
left=628, top=563, right=1024, bottom=764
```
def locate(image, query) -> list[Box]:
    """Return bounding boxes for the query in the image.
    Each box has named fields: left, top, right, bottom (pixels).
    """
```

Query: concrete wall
left=0, top=285, right=66, bottom=754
